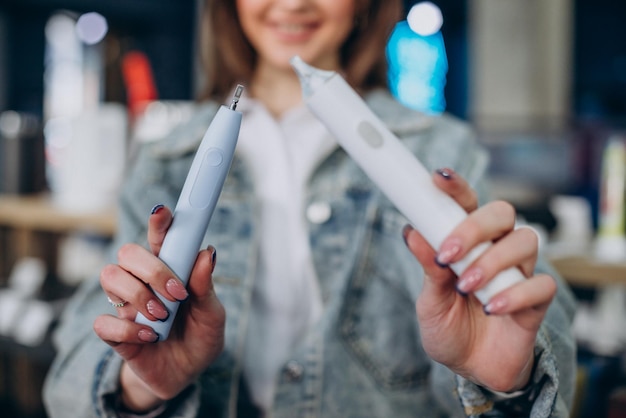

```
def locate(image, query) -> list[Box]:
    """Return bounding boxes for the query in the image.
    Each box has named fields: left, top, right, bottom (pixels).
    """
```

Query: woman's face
left=236, top=0, right=356, bottom=73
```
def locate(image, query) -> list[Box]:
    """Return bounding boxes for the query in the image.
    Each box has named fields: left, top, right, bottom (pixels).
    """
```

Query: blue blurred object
left=386, top=20, right=448, bottom=114
left=575, top=348, right=624, bottom=418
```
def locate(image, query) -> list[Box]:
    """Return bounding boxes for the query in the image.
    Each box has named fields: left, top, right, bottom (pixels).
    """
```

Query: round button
left=306, top=201, right=332, bottom=224
left=283, top=360, right=304, bottom=382
left=357, top=120, right=384, bottom=148
left=206, top=148, right=223, bottom=166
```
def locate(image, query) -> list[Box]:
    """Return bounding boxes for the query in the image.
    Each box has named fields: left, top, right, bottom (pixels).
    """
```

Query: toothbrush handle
left=135, top=105, right=242, bottom=341
left=305, top=75, right=524, bottom=304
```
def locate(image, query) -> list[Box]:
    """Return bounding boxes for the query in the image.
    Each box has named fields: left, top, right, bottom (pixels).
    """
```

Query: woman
left=43, top=0, right=577, bottom=416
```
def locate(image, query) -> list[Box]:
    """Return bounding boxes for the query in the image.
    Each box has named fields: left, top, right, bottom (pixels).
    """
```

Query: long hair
left=198, top=0, right=403, bottom=101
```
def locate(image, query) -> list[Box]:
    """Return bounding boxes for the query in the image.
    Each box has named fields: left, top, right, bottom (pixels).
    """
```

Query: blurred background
left=0, top=0, right=625, bottom=417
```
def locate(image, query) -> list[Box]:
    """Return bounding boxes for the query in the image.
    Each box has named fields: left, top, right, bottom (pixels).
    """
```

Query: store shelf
left=549, top=254, right=626, bottom=287
left=0, top=193, right=116, bottom=237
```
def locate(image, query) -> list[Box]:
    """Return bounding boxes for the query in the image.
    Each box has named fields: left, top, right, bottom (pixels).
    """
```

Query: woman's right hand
left=93, top=205, right=226, bottom=412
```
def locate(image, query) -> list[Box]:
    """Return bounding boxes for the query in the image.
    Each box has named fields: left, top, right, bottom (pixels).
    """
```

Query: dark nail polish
left=436, top=168, right=453, bottom=180
left=151, top=204, right=165, bottom=215
left=434, top=255, right=449, bottom=268
left=455, top=285, right=468, bottom=297
left=212, top=248, right=217, bottom=265
left=402, top=224, right=413, bottom=246
left=483, top=305, right=491, bottom=315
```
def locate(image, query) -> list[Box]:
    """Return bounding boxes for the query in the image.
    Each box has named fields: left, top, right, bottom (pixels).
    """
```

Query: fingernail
left=211, top=247, right=217, bottom=265
left=436, top=168, right=454, bottom=180
left=138, top=329, right=159, bottom=343
left=483, top=297, right=507, bottom=315
left=147, top=299, right=169, bottom=321
left=436, top=239, right=462, bottom=266
left=456, top=268, right=483, bottom=294
left=166, top=278, right=189, bottom=301
left=434, top=255, right=449, bottom=269
left=151, top=204, right=165, bottom=215
left=402, top=224, right=414, bottom=247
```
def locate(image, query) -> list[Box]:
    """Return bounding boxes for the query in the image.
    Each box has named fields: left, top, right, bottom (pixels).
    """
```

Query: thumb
left=186, top=245, right=218, bottom=304
left=183, top=245, right=225, bottom=341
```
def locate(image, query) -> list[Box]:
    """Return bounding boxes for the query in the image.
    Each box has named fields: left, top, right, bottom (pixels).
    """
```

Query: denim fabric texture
left=43, top=89, right=577, bottom=418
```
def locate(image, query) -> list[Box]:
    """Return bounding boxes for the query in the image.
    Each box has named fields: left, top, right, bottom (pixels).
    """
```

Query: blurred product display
left=0, top=2, right=194, bottom=416
left=45, top=103, right=128, bottom=214
left=0, top=257, right=53, bottom=347
left=0, top=111, right=46, bottom=195
left=594, top=136, right=626, bottom=262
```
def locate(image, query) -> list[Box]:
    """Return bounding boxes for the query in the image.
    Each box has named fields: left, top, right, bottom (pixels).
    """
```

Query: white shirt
left=236, top=98, right=337, bottom=411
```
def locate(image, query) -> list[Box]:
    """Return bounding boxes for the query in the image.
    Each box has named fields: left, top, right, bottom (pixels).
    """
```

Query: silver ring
left=107, top=296, right=127, bottom=308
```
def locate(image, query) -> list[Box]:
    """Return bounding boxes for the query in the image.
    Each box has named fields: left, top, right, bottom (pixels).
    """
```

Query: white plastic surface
left=299, top=67, right=524, bottom=304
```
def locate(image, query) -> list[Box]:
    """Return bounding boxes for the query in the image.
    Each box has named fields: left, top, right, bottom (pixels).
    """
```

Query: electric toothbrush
left=135, top=85, right=244, bottom=340
left=290, top=57, right=524, bottom=304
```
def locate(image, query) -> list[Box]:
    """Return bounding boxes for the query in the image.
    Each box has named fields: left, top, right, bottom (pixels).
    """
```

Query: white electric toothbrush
left=290, top=57, right=524, bottom=304
left=135, top=85, right=244, bottom=340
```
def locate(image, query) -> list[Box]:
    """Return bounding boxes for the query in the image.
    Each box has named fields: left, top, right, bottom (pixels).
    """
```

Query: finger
left=100, top=263, right=170, bottom=322
left=483, top=274, right=557, bottom=329
left=435, top=200, right=517, bottom=266
left=104, top=293, right=133, bottom=320
left=147, top=204, right=173, bottom=255
left=433, top=168, right=478, bottom=213
left=105, top=293, right=127, bottom=308
left=403, top=225, right=457, bottom=297
left=455, top=226, right=539, bottom=295
left=116, top=243, right=188, bottom=303
left=93, top=314, right=160, bottom=346
left=405, top=223, right=478, bottom=324
left=511, top=226, right=541, bottom=276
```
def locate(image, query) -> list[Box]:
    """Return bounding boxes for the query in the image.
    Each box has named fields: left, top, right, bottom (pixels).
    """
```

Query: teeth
left=277, top=23, right=308, bottom=34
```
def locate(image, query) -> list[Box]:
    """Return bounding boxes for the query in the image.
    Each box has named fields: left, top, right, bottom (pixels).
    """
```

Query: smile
left=276, top=23, right=313, bottom=33
left=270, top=21, right=319, bottom=40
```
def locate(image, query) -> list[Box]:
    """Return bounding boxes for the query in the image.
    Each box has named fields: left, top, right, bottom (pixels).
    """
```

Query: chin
left=267, top=51, right=307, bottom=71
left=262, top=47, right=338, bottom=73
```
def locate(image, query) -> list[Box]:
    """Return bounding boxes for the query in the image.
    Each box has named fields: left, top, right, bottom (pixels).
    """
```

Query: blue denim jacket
left=43, top=90, right=577, bottom=418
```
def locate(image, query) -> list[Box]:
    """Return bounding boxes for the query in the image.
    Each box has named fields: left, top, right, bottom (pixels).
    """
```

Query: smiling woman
left=42, top=0, right=577, bottom=417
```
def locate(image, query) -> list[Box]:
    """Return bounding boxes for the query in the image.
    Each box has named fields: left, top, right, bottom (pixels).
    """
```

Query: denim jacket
left=43, top=90, right=577, bottom=418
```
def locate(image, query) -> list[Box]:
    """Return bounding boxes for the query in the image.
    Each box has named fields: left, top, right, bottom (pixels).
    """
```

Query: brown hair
left=198, top=0, right=403, bottom=101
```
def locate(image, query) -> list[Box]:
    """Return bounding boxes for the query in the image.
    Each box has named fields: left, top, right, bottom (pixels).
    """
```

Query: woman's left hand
left=404, top=168, right=557, bottom=393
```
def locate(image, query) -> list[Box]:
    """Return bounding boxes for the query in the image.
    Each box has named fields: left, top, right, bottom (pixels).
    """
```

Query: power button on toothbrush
left=205, top=148, right=224, bottom=166
left=189, top=148, right=223, bottom=208
left=357, top=121, right=384, bottom=148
